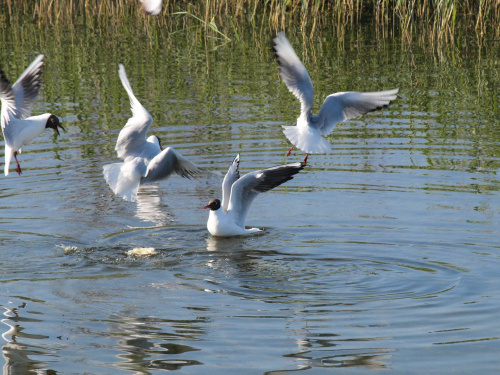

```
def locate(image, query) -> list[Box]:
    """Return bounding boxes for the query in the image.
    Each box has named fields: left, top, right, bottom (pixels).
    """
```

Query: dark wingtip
left=232, top=154, right=241, bottom=171
left=252, top=161, right=306, bottom=193
left=272, top=36, right=281, bottom=62
left=272, top=44, right=280, bottom=64
left=0, top=68, right=9, bottom=81
left=272, top=31, right=287, bottom=63
left=0, top=68, right=13, bottom=90
left=187, top=167, right=203, bottom=179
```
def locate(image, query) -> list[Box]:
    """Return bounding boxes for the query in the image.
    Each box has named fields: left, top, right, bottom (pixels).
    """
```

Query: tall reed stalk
left=1, top=0, right=499, bottom=41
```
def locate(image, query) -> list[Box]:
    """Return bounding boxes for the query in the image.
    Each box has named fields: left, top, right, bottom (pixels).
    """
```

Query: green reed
left=1, top=0, right=499, bottom=41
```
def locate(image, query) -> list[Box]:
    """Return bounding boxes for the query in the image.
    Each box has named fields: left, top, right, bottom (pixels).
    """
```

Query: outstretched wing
left=228, top=161, right=305, bottom=227
left=312, top=89, right=399, bottom=136
left=12, top=54, right=44, bottom=119
left=221, top=154, right=240, bottom=212
left=0, top=68, right=16, bottom=132
left=273, top=32, right=314, bottom=118
left=115, top=64, right=154, bottom=159
left=141, top=147, right=200, bottom=184
left=1, top=55, right=44, bottom=133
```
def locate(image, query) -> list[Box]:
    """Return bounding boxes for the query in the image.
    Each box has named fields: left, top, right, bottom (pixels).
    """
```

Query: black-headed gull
left=140, top=0, right=162, bottom=15
left=0, top=54, right=63, bottom=176
left=103, top=64, right=200, bottom=202
left=273, top=32, right=399, bottom=162
left=204, top=154, right=305, bottom=236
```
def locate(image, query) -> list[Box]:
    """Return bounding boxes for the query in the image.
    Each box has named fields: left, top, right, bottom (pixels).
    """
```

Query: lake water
left=1, top=19, right=499, bottom=374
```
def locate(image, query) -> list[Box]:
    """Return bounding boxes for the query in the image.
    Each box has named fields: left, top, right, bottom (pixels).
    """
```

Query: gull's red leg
left=14, top=151, right=22, bottom=175
left=303, top=153, right=309, bottom=164
left=286, top=145, right=294, bottom=157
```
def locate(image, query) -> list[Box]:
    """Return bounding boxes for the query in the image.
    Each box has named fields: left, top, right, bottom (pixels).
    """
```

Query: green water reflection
left=1, top=19, right=497, bottom=176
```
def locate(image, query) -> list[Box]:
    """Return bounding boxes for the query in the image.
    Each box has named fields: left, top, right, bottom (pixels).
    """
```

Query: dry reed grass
left=1, top=0, right=499, bottom=42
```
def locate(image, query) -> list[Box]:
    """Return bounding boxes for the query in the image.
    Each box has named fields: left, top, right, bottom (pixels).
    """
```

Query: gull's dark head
left=204, top=198, right=221, bottom=211
left=45, top=115, right=64, bottom=136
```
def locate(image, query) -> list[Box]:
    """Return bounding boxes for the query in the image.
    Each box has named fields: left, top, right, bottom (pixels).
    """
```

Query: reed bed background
left=0, top=0, right=499, bottom=43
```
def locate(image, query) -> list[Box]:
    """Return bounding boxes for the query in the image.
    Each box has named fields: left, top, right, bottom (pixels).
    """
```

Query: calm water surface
left=0, top=21, right=499, bottom=374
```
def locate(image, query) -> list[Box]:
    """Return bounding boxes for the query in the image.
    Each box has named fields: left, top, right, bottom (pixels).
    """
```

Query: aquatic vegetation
left=1, top=1, right=499, bottom=41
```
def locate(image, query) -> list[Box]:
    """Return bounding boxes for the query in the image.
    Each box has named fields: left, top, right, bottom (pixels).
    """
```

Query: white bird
left=273, top=32, right=399, bottom=163
left=204, top=154, right=305, bottom=236
left=103, top=64, right=200, bottom=202
left=0, top=54, right=63, bottom=176
left=140, top=0, right=162, bottom=15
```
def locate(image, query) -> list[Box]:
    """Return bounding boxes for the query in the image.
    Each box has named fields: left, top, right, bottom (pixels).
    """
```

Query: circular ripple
left=185, top=250, right=463, bottom=305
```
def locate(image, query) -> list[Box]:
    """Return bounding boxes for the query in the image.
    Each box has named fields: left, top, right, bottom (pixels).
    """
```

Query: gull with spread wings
left=273, top=32, right=398, bottom=163
left=204, top=154, right=305, bottom=236
left=0, top=55, right=63, bottom=176
left=103, top=64, right=200, bottom=202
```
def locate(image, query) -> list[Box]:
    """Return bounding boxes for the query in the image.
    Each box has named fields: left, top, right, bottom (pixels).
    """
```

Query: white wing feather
left=221, top=154, right=240, bottom=212
left=115, top=64, right=153, bottom=159
left=12, top=54, right=44, bottom=119
left=273, top=32, right=314, bottom=118
left=312, top=89, right=399, bottom=136
left=228, top=161, right=304, bottom=227
left=142, top=147, right=200, bottom=183
left=1, top=54, right=44, bottom=132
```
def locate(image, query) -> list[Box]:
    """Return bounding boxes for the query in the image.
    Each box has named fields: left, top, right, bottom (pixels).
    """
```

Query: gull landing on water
left=0, top=54, right=64, bottom=176
left=103, top=64, right=200, bottom=202
left=273, top=32, right=399, bottom=162
left=204, top=154, right=305, bottom=237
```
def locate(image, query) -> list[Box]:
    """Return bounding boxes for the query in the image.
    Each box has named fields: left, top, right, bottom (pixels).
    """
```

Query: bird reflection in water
left=135, top=185, right=174, bottom=225
left=205, top=235, right=248, bottom=252
left=107, top=310, right=203, bottom=372
left=1, top=303, right=51, bottom=374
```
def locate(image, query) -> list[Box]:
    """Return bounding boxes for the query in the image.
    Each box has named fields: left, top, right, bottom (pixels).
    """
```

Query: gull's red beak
left=203, top=205, right=210, bottom=209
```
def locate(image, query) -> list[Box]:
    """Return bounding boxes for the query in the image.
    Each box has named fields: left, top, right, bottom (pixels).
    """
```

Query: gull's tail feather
left=103, top=162, right=141, bottom=202
left=282, top=125, right=331, bottom=154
